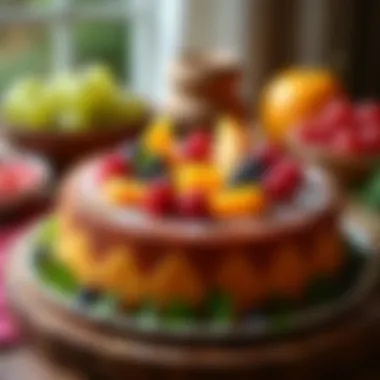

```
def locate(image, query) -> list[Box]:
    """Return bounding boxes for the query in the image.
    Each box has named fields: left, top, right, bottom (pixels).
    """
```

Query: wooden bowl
left=3, top=117, right=149, bottom=173
left=287, top=131, right=380, bottom=185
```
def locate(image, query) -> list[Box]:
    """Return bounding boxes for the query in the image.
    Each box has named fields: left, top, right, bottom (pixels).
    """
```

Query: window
left=0, top=0, right=250, bottom=101
left=0, top=0, right=156, bottom=96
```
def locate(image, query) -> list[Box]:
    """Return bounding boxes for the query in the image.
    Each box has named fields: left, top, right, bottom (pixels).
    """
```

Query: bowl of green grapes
left=1, top=65, right=150, bottom=171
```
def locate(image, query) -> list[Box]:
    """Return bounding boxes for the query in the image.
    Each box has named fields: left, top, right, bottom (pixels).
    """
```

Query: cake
left=52, top=115, right=343, bottom=318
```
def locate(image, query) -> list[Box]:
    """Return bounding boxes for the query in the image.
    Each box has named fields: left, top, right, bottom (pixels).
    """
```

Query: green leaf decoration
left=206, top=291, right=233, bottom=325
left=269, top=312, right=292, bottom=334
left=37, top=254, right=78, bottom=297
left=163, top=299, right=196, bottom=328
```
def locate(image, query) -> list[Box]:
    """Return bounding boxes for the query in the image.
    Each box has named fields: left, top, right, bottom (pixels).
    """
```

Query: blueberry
left=137, top=154, right=166, bottom=180
left=229, top=159, right=266, bottom=186
left=120, top=142, right=141, bottom=164
left=77, top=288, right=100, bottom=305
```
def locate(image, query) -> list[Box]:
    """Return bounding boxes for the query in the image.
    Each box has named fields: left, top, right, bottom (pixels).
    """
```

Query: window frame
left=0, top=0, right=250, bottom=102
left=0, top=0, right=157, bottom=95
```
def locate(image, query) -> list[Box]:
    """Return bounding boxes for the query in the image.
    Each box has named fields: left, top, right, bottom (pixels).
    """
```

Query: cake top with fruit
left=68, top=115, right=338, bottom=238
left=1, top=65, right=148, bottom=133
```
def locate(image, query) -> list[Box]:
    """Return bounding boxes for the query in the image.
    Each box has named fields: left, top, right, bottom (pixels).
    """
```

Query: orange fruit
left=174, top=163, right=223, bottom=195
left=103, top=178, right=147, bottom=206
left=142, top=116, right=175, bottom=160
left=260, top=68, right=342, bottom=140
left=210, top=186, right=267, bottom=219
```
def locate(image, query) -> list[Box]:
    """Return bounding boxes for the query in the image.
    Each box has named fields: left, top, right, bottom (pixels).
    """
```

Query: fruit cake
left=54, top=116, right=343, bottom=315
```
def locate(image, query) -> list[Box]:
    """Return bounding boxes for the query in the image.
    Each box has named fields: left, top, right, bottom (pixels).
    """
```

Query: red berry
left=262, top=159, right=302, bottom=201
left=144, top=179, right=174, bottom=216
left=331, top=129, right=362, bottom=155
left=299, top=121, right=333, bottom=144
left=182, top=130, right=211, bottom=161
left=177, top=191, right=209, bottom=218
left=255, top=143, right=283, bottom=167
left=0, top=167, right=19, bottom=197
left=356, top=102, right=380, bottom=125
left=12, top=163, right=39, bottom=189
left=320, top=98, right=355, bottom=127
left=98, top=153, right=130, bottom=182
left=359, top=123, right=380, bottom=153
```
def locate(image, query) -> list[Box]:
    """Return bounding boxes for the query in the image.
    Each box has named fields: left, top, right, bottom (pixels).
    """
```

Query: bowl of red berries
left=0, top=145, right=52, bottom=221
left=289, top=98, right=380, bottom=184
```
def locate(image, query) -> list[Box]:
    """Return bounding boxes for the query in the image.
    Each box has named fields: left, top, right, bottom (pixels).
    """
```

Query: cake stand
left=5, top=219, right=380, bottom=380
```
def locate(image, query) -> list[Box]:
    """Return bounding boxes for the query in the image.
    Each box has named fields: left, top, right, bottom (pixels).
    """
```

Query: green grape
left=43, top=73, right=78, bottom=111
left=78, top=64, right=118, bottom=109
left=56, top=107, right=92, bottom=132
left=23, top=99, right=54, bottom=130
left=2, top=77, right=43, bottom=127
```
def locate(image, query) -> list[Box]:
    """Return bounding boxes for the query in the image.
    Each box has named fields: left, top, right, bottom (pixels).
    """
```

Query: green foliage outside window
left=0, top=0, right=130, bottom=92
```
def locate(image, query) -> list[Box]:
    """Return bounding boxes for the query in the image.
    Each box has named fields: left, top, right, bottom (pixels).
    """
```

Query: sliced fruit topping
left=97, top=153, right=131, bottom=182
left=177, top=191, right=209, bottom=219
left=263, top=159, right=302, bottom=201
left=181, top=129, right=212, bottom=162
left=142, top=116, right=174, bottom=160
left=213, top=116, right=248, bottom=180
left=143, top=178, right=175, bottom=216
left=210, top=186, right=267, bottom=219
left=104, top=178, right=147, bottom=206
left=175, top=163, right=222, bottom=195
